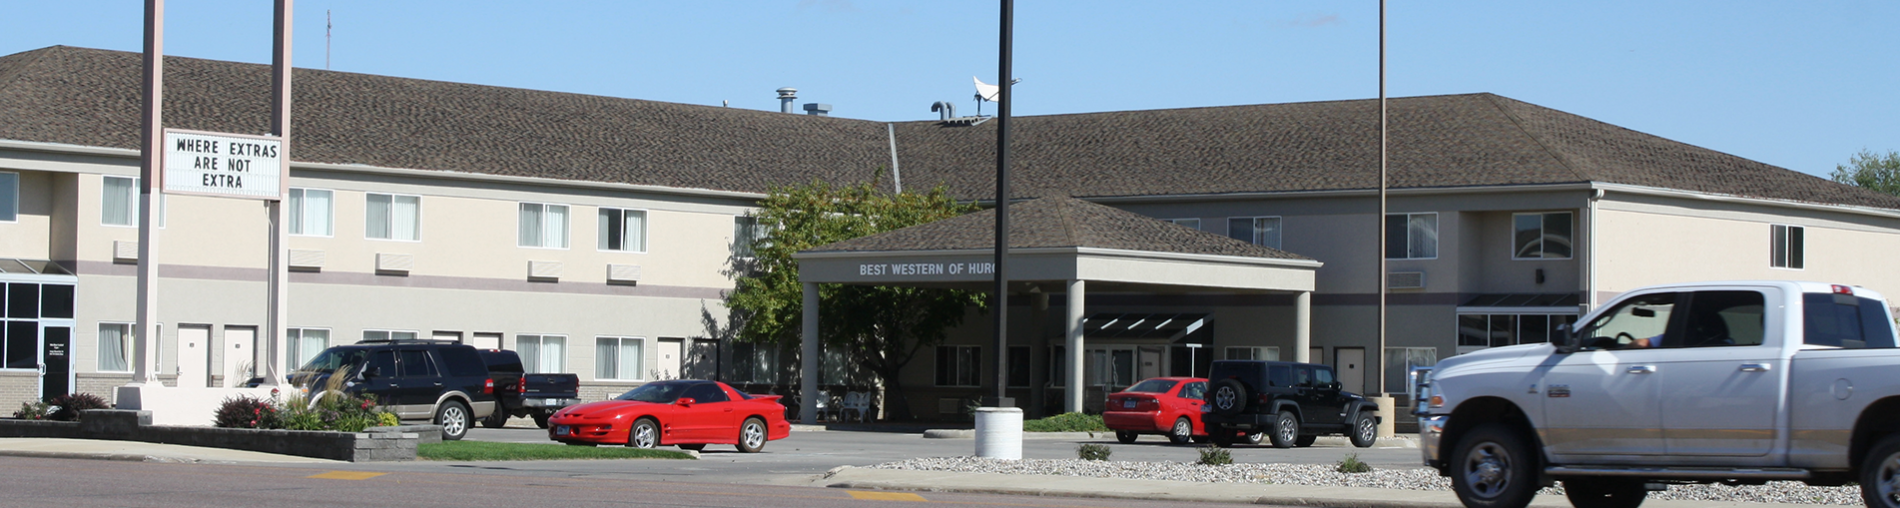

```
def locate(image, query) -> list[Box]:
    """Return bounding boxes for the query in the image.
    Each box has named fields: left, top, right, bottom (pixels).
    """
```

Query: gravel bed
left=871, top=456, right=1863, bottom=505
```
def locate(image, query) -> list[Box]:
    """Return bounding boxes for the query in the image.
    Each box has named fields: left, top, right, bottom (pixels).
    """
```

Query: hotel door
left=41, top=324, right=72, bottom=400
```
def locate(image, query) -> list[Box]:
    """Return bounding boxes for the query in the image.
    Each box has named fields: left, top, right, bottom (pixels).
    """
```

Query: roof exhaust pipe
left=931, top=101, right=956, bottom=121
left=776, top=87, right=797, bottom=114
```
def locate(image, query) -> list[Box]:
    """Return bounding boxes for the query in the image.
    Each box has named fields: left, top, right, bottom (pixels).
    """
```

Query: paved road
left=0, top=455, right=1259, bottom=508
left=443, top=425, right=1426, bottom=485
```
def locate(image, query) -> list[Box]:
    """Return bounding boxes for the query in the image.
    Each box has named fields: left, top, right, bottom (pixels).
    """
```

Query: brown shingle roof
left=2, top=45, right=1893, bottom=211
left=808, top=196, right=1310, bottom=260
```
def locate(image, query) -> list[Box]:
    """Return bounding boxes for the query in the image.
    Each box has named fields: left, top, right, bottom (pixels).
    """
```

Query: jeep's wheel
left=628, top=418, right=660, bottom=449
left=1564, top=477, right=1649, bottom=508
left=481, top=407, right=509, bottom=429
left=1860, top=434, right=1900, bottom=508
left=1167, top=417, right=1193, bottom=445
left=737, top=417, right=768, bottom=453
left=1244, top=431, right=1265, bottom=445
left=1350, top=411, right=1378, bottom=448
left=1209, top=426, right=1236, bottom=448
left=1116, top=431, right=1138, bottom=444
left=1295, top=435, right=1317, bottom=447
left=435, top=401, right=470, bottom=441
left=1268, top=410, right=1300, bottom=448
left=1209, top=379, right=1249, bottom=416
left=1451, top=423, right=1538, bottom=508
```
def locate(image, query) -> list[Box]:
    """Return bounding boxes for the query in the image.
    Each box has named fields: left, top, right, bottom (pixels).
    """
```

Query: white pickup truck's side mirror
left=1554, top=323, right=1580, bottom=353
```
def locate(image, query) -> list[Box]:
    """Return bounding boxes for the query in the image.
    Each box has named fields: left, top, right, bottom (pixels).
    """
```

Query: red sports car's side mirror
left=676, top=398, right=696, bottom=406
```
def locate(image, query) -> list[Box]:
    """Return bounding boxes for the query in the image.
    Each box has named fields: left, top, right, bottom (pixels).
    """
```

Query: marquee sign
left=162, top=129, right=284, bottom=200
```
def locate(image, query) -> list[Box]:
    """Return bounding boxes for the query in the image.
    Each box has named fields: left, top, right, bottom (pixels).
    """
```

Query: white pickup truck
left=1415, top=281, right=1900, bottom=508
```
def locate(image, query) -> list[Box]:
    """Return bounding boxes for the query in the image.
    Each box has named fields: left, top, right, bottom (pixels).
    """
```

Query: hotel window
left=598, top=208, right=646, bottom=252
left=1007, top=346, right=1030, bottom=388
left=733, top=216, right=768, bottom=257
left=1772, top=225, right=1805, bottom=269
left=366, top=193, right=420, bottom=241
left=287, top=188, right=333, bottom=236
left=0, top=171, right=16, bottom=222
left=729, top=341, right=779, bottom=384
left=595, top=337, right=644, bottom=381
left=286, top=328, right=329, bottom=372
left=1513, top=212, right=1573, bottom=259
left=1224, top=346, right=1280, bottom=361
left=1163, top=218, right=1202, bottom=230
left=101, top=176, right=165, bottom=227
left=362, top=330, right=417, bottom=342
left=98, top=323, right=131, bottom=372
left=1457, top=313, right=1579, bottom=348
left=935, top=345, right=981, bottom=387
left=1383, top=347, right=1439, bottom=396
left=1385, top=212, right=1438, bottom=259
left=517, top=334, right=565, bottom=373
left=1047, top=345, right=1066, bottom=387
left=518, top=203, right=569, bottom=248
left=1227, top=216, right=1282, bottom=249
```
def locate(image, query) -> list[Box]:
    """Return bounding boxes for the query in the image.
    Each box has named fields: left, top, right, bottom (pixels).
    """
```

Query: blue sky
left=2, top=1, right=1894, bottom=179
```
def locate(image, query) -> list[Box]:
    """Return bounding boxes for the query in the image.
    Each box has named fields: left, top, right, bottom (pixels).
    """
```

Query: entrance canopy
left=789, top=197, right=1321, bottom=422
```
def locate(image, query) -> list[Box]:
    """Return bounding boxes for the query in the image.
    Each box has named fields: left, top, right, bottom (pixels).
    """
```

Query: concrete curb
left=922, top=430, right=1104, bottom=440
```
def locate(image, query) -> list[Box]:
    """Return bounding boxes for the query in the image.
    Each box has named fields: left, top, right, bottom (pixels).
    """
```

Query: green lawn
left=418, top=441, right=696, bottom=461
left=1023, top=412, right=1108, bottom=432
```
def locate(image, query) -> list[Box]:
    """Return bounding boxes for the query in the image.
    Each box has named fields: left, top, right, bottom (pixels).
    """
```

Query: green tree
left=725, top=178, right=985, bottom=421
left=1830, top=149, right=1900, bottom=196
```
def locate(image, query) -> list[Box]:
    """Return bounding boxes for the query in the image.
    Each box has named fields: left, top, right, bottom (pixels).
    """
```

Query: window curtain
left=295, top=329, right=328, bottom=371
left=289, top=189, right=306, bottom=235
left=98, top=324, right=128, bottom=371
left=519, top=204, right=542, bottom=247
left=1409, top=214, right=1438, bottom=258
left=0, top=172, right=17, bottom=221
left=391, top=195, right=419, bottom=240
left=595, top=338, right=617, bottom=379
left=305, top=190, right=332, bottom=235
left=1255, top=218, right=1280, bottom=249
left=367, top=194, right=391, bottom=239
left=625, top=210, right=645, bottom=252
left=539, top=337, right=564, bottom=373
left=518, top=337, right=541, bottom=374
left=103, top=177, right=134, bottom=226
left=619, top=339, right=641, bottom=380
left=599, top=209, right=620, bottom=250
left=546, top=205, right=568, bottom=248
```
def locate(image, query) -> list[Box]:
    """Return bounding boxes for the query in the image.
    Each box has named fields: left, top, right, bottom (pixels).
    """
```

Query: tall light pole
left=1374, top=0, right=1389, bottom=398
left=990, top=0, right=1015, bottom=407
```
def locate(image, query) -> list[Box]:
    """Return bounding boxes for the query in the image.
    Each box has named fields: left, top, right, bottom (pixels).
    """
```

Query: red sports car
left=1105, top=377, right=1264, bottom=445
left=548, top=380, right=791, bottom=452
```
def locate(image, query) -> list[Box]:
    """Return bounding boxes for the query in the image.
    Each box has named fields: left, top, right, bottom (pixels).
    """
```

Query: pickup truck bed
left=479, top=350, right=581, bottom=429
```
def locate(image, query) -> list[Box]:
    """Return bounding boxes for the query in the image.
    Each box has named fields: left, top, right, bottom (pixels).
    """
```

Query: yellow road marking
left=306, top=471, right=387, bottom=480
left=847, top=491, right=927, bottom=502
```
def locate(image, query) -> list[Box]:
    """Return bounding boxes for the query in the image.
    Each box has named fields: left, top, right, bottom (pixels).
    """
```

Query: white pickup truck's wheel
left=1862, top=434, right=1900, bottom=508
left=1451, top=423, right=1538, bottom=508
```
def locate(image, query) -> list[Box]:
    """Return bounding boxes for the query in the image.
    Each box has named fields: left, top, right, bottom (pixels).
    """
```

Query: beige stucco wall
left=0, top=170, right=55, bottom=259
left=1595, top=197, right=1900, bottom=300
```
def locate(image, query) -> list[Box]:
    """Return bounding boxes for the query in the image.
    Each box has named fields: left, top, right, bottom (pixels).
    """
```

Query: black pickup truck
left=478, top=349, right=581, bottom=429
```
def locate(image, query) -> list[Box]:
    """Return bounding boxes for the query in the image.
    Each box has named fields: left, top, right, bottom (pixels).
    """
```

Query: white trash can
left=973, top=407, right=1023, bottom=460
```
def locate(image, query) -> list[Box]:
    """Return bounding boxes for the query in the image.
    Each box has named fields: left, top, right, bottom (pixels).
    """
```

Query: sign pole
left=133, top=0, right=164, bottom=386
left=989, top=0, right=1014, bottom=407
left=264, top=0, right=293, bottom=386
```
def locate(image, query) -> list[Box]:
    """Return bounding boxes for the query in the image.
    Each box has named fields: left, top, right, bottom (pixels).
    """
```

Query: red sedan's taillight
left=484, top=378, right=495, bottom=395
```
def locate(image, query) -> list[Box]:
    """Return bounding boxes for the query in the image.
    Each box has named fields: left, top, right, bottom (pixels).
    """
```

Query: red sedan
left=548, top=380, right=791, bottom=452
left=1104, top=377, right=1266, bottom=445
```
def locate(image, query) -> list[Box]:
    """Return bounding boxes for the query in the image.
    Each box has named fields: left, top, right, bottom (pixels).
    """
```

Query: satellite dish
left=974, top=76, right=1002, bottom=103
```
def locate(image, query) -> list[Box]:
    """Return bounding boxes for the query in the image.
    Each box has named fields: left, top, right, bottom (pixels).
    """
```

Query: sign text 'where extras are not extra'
left=162, top=130, right=283, bottom=200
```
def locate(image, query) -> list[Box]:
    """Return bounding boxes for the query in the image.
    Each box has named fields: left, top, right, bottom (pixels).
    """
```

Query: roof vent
left=932, top=101, right=956, bottom=121
left=776, top=87, right=797, bottom=113
left=803, top=103, right=832, bottom=116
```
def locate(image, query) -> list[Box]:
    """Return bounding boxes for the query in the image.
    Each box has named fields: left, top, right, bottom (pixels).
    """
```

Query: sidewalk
left=0, top=438, right=340, bottom=464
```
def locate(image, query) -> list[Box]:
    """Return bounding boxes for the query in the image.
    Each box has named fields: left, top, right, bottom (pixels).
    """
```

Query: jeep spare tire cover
left=1210, top=379, right=1249, bottom=416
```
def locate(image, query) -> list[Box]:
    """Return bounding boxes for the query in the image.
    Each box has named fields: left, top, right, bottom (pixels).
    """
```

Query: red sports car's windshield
left=1126, top=379, right=1178, bottom=393
left=615, top=382, right=692, bottom=403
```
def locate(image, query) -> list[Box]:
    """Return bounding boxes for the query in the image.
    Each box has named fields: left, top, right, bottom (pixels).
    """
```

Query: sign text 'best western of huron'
left=162, top=130, right=283, bottom=200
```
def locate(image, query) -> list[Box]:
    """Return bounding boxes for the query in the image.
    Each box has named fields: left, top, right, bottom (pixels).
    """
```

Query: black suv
left=1201, top=360, right=1379, bottom=448
left=290, top=339, right=498, bottom=441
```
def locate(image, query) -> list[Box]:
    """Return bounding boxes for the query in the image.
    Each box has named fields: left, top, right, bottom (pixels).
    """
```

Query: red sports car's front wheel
left=629, top=418, right=660, bottom=449
left=737, top=417, right=767, bottom=453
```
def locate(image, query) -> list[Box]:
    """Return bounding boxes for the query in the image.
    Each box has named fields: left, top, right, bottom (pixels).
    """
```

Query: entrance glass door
left=41, top=323, right=72, bottom=400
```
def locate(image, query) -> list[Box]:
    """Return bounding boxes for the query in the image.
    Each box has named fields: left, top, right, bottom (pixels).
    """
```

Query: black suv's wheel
left=1167, top=417, right=1193, bottom=445
left=1450, top=423, right=1538, bottom=508
left=1860, top=433, right=1900, bottom=508
left=481, top=408, right=509, bottom=429
left=1244, top=432, right=1264, bottom=445
left=1116, top=431, right=1138, bottom=444
left=1267, top=410, right=1300, bottom=448
left=1209, top=426, right=1236, bottom=448
left=435, top=401, right=470, bottom=441
left=736, top=417, right=768, bottom=453
left=1349, top=411, right=1378, bottom=448
left=1295, top=435, right=1317, bottom=447
left=532, top=412, right=552, bottom=429
left=1564, top=477, right=1649, bottom=508
left=1209, top=379, right=1249, bottom=416
left=629, top=418, right=660, bottom=449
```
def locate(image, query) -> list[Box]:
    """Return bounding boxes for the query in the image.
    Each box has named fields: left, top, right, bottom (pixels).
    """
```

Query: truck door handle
left=1626, top=366, right=1655, bottom=375
left=1739, top=364, right=1770, bottom=373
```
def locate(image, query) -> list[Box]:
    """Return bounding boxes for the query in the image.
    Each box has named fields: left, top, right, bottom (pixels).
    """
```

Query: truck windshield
left=616, top=382, right=691, bottom=403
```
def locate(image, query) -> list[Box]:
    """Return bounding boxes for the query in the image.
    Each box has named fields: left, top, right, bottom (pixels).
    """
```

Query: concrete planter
left=0, top=410, right=426, bottom=462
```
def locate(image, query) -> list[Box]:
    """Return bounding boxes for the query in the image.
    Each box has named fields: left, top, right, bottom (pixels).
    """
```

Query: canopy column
left=1065, top=279, right=1085, bottom=413
left=1294, top=290, right=1311, bottom=363
left=800, top=282, right=819, bottom=425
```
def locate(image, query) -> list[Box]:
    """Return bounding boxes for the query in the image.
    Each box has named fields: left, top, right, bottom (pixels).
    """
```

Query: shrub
left=1197, top=445, right=1232, bottom=466
left=47, top=393, right=110, bottom=421
left=1023, top=412, right=1108, bottom=432
left=1076, top=443, right=1113, bottom=461
left=375, top=412, right=400, bottom=428
left=281, top=391, right=388, bottom=433
left=13, top=400, right=50, bottom=420
left=214, top=394, right=281, bottom=429
left=1336, top=453, right=1373, bottom=474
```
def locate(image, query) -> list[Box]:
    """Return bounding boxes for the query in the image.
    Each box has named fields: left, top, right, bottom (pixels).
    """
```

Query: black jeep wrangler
left=1201, top=360, right=1379, bottom=448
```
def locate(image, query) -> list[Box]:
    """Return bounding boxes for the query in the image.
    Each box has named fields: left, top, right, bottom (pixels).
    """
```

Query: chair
left=841, top=391, right=873, bottom=423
